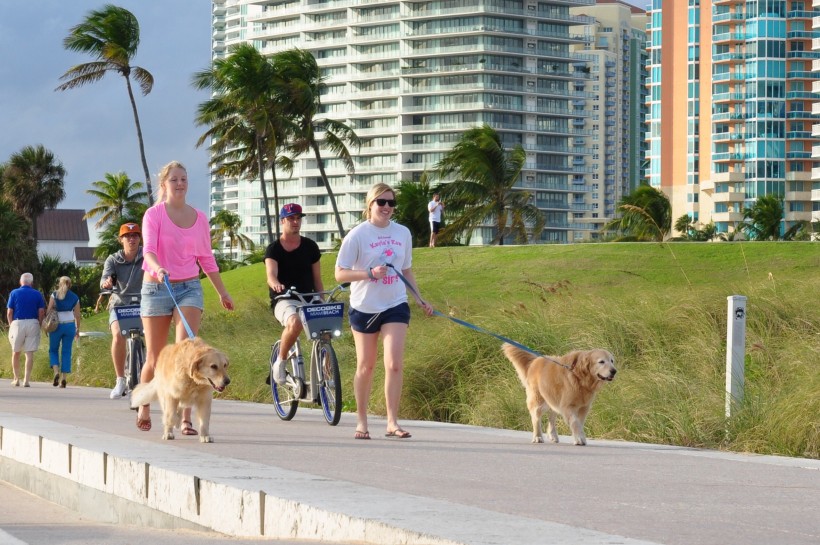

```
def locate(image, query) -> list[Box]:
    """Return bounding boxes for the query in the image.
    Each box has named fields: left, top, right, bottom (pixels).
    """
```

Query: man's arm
left=6, top=308, right=13, bottom=323
left=101, top=255, right=115, bottom=289
left=311, top=260, right=324, bottom=293
left=265, top=258, right=285, bottom=293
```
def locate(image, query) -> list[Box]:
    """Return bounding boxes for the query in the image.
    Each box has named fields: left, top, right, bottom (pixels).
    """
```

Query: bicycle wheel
left=270, top=342, right=299, bottom=420
left=315, top=341, right=342, bottom=426
left=125, top=337, right=141, bottom=392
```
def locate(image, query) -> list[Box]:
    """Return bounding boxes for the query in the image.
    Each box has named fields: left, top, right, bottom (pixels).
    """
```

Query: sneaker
left=272, top=359, right=288, bottom=386
left=110, top=377, right=127, bottom=399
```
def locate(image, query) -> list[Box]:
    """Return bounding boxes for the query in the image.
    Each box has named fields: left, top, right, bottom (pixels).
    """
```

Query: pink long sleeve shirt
left=141, top=204, right=219, bottom=280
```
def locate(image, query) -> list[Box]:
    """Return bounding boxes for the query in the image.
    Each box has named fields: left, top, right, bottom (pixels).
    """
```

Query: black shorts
left=349, top=302, right=411, bottom=334
left=431, top=221, right=442, bottom=234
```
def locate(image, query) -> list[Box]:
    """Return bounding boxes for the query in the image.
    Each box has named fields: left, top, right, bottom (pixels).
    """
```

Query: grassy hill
left=26, top=242, right=820, bottom=458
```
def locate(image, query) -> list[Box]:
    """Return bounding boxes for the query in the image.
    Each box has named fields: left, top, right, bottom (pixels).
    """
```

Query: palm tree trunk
left=125, top=78, right=154, bottom=205
left=256, top=136, right=275, bottom=246
left=269, top=159, right=281, bottom=240
left=310, top=140, right=345, bottom=239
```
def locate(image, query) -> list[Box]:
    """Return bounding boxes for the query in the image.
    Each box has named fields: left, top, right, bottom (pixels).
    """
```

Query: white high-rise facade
left=212, top=0, right=598, bottom=250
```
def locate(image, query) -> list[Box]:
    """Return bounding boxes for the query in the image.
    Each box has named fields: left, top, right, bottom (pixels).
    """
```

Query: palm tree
left=674, top=214, right=695, bottom=240
left=56, top=4, right=155, bottom=204
left=84, top=172, right=148, bottom=228
left=192, top=44, right=287, bottom=245
left=210, top=209, right=254, bottom=260
left=603, top=184, right=672, bottom=242
left=742, top=195, right=783, bottom=240
left=1, top=145, right=67, bottom=242
left=394, top=172, right=437, bottom=247
left=0, top=199, right=38, bottom=304
left=272, top=48, right=360, bottom=239
left=435, top=124, right=543, bottom=245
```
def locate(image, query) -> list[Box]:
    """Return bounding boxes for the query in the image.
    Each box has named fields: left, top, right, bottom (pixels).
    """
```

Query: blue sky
left=0, top=1, right=213, bottom=218
left=0, top=0, right=648, bottom=230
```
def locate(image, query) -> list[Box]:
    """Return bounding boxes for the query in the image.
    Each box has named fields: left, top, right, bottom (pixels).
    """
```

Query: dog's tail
left=502, top=343, right=536, bottom=386
left=129, top=381, right=158, bottom=409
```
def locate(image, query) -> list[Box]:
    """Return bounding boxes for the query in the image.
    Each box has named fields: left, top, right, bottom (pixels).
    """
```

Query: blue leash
left=163, top=277, right=196, bottom=339
left=385, top=264, right=570, bottom=369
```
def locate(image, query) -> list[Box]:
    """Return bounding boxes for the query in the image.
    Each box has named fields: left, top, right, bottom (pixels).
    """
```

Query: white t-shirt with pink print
left=336, top=220, right=412, bottom=314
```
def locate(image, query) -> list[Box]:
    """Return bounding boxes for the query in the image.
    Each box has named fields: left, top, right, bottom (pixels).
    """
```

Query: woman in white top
left=335, top=183, right=434, bottom=440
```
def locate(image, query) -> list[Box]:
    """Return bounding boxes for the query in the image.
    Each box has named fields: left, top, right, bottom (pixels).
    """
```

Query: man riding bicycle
left=265, top=203, right=323, bottom=386
left=101, top=222, right=144, bottom=398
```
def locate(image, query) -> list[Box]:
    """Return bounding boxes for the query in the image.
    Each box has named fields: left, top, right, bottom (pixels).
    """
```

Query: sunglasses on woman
left=375, top=198, right=396, bottom=208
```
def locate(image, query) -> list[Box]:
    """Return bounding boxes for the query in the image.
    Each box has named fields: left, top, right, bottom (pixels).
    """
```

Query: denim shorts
left=140, top=279, right=204, bottom=317
left=349, top=302, right=410, bottom=334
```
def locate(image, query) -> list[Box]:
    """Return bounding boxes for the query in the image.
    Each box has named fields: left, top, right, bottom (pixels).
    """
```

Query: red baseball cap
left=280, top=203, right=306, bottom=219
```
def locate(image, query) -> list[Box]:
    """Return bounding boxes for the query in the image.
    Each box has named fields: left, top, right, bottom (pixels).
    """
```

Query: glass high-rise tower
left=647, top=0, right=819, bottom=237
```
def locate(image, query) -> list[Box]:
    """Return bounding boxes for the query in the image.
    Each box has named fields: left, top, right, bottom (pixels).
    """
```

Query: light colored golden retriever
left=131, top=337, right=230, bottom=443
left=502, top=343, right=616, bottom=446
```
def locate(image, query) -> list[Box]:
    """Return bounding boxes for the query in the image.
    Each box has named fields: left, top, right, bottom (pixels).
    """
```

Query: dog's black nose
left=224, top=377, right=231, bottom=385
left=611, top=369, right=617, bottom=376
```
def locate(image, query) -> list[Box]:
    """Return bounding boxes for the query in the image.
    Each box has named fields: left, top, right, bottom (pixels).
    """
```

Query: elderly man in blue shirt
left=6, top=272, right=46, bottom=387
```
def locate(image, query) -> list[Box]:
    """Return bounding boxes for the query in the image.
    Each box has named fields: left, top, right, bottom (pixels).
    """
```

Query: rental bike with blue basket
left=113, top=304, right=145, bottom=394
left=270, top=284, right=347, bottom=426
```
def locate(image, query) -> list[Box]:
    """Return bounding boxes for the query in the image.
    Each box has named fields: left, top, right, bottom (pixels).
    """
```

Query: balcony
left=711, top=171, right=745, bottom=183
left=701, top=179, right=715, bottom=194
left=712, top=211, right=745, bottom=223
left=712, top=191, right=746, bottom=203
left=785, top=210, right=812, bottom=222
left=786, top=190, right=812, bottom=201
left=786, top=171, right=812, bottom=182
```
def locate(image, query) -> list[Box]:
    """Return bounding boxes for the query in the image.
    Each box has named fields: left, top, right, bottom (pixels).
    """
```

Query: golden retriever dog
left=131, top=337, right=230, bottom=443
left=502, top=343, right=616, bottom=446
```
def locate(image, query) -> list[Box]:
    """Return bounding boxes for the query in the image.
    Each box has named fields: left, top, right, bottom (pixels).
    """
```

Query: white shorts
left=273, top=299, right=302, bottom=327
left=8, top=319, right=41, bottom=352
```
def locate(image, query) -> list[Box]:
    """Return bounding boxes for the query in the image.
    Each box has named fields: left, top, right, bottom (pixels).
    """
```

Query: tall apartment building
left=814, top=0, right=820, bottom=227
left=646, top=0, right=819, bottom=237
left=571, top=0, right=648, bottom=238
left=211, top=0, right=602, bottom=250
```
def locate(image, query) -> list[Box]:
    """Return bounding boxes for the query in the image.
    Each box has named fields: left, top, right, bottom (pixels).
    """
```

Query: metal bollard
left=725, top=295, right=747, bottom=418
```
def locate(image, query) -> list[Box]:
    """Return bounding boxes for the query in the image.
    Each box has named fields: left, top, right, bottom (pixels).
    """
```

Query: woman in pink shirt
left=136, top=161, right=234, bottom=433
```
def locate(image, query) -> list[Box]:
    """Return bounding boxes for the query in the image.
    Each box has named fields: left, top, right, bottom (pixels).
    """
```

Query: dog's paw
left=532, top=436, right=544, bottom=444
left=200, top=435, right=213, bottom=443
left=162, top=431, right=175, bottom=440
left=573, top=437, right=587, bottom=446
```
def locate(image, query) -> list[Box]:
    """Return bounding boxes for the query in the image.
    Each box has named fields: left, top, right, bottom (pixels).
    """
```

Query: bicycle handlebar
left=274, top=283, right=350, bottom=305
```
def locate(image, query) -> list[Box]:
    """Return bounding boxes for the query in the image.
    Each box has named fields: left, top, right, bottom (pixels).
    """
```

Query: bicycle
left=113, top=304, right=145, bottom=394
left=270, top=284, right=348, bottom=426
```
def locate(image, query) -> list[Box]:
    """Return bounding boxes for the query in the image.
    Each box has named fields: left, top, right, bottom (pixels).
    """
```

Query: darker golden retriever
left=131, top=337, right=230, bottom=443
left=502, top=343, right=616, bottom=446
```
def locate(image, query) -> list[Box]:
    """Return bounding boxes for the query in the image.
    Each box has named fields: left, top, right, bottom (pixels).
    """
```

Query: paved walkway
left=1, top=379, right=818, bottom=545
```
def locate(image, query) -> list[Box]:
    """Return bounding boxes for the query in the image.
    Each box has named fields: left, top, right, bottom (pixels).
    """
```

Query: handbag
left=42, top=306, right=59, bottom=333
left=40, top=293, right=60, bottom=333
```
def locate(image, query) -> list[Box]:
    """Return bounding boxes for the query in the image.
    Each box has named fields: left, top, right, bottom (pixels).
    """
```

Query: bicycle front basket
left=113, top=304, right=143, bottom=335
left=299, top=302, right=345, bottom=339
